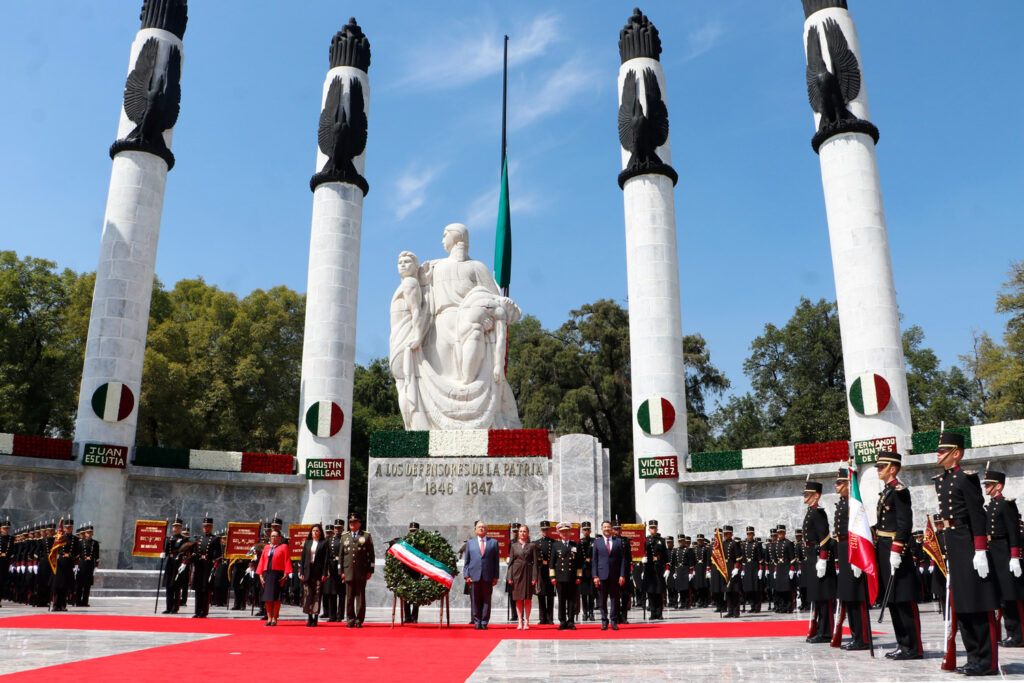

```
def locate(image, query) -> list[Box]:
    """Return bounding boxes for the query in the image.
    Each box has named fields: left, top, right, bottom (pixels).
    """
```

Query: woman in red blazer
left=257, top=530, right=291, bottom=626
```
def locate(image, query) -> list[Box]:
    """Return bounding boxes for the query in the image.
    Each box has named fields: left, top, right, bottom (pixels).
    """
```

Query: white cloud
left=394, top=13, right=562, bottom=90
left=393, top=162, right=445, bottom=220
left=509, top=55, right=600, bottom=130
left=684, top=19, right=724, bottom=61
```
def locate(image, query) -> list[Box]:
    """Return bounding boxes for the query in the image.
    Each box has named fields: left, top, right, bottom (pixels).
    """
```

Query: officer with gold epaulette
left=75, top=523, right=99, bottom=607
left=52, top=517, right=80, bottom=611
left=192, top=515, right=221, bottom=618
left=982, top=469, right=1024, bottom=648
left=535, top=520, right=556, bottom=625
left=578, top=521, right=596, bottom=621
left=875, top=451, right=922, bottom=659
left=549, top=521, right=581, bottom=629
left=802, top=482, right=836, bottom=642
left=740, top=526, right=763, bottom=613
left=339, top=512, right=374, bottom=627
left=642, top=520, right=668, bottom=620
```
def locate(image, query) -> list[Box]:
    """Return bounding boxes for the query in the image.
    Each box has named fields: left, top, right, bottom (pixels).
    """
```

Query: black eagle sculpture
left=804, top=17, right=878, bottom=152
left=311, top=76, right=369, bottom=195
left=617, top=67, right=676, bottom=188
left=110, top=37, right=181, bottom=169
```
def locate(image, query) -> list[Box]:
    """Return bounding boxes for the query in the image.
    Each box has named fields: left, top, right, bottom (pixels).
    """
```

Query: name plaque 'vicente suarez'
left=82, top=443, right=128, bottom=469
left=638, top=455, right=678, bottom=479
left=305, top=458, right=345, bottom=480
left=853, top=436, right=897, bottom=465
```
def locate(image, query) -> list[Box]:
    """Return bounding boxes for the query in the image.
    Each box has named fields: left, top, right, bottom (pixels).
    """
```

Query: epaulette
left=895, top=484, right=906, bottom=491
left=965, top=470, right=977, bottom=476
left=931, top=473, right=943, bottom=480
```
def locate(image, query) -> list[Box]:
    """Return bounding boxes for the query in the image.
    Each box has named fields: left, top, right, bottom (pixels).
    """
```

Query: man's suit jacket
left=592, top=535, right=629, bottom=582
left=464, top=536, right=500, bottom=582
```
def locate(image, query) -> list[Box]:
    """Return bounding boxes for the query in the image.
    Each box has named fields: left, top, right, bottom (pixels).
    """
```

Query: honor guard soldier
left=403, top=522, right=422, bottom=624
left=578, top=522, right=596, bottom=621
left=52, top=517, right=81, bottom=611
left=802, top=482, right=837, bottom=642
left=642, top=520, right=668, bottom=620
left=982, top=470, right=1024, bottom=647
left=322, top=519, right=345, bottom=622
left=834, top=468, right=869, bottom=650
left=536, top=521, right=556, bottom=625
left=178, top=525, right=192, bottom=608
left=0, top=518, right=11, bottom=607
left=665, top=535, right=677, bottom=608
left=773, top=525, right=796, bottom=613
left=76, top=523, right=99, bottom=607
left=794, top=528, right=808, bottom=610
left=765, top=528, right=778, bottom=609
left=741, top=526, right=763, bottom=612
left=340, top=512, right=374, bottom=627
left=931, top=514, right=949, bottom=615
left=612, top=521, right=631, bottom=623
left=35, top=521, right=55, bottom=607
left=911, top=530, right=929, bottom=602
left=875, top=451, right=923, bottom=659
left=550, top=522, right=582, bottom=629
left=191, top=516, right=221, bottom=618
left=935, top=431, right=1001, bottom=675
left=691, top=533, right=710, bottom=607
left=722, top=526, right=743, bottom=618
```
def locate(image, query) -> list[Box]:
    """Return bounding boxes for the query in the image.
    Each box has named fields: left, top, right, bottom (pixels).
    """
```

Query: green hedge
left=911, top=427, right=971, bottom=454
left=369, top=430, right=429, bottom=458
left=134, top=445, right=190, bottom=469
left=690, top=450, right=742, bottom=472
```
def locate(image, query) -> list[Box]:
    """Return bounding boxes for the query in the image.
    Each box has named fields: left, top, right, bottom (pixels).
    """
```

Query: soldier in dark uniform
left=339, top=512, right=374, bottom=627
left=673, top=534, right=690, bottom=609
left=642, top=520, right=668, bottom=620
left=549, top=522, right=582, bottom=629
left=741, top=526, right=763, bottom=612
left=911, top=530, right=929, bottom=602
left=0, top=518, right=12, bottom=606
left=34, top=521, right=54, bottom=607
left=934, top=431, right=1001, bottom=674
left=535, top=521, right=556, bottom=625
left=691, top=533, right=710, bottom=607
left=75, top=523, right=99, bottom=607
left=51, top=518, right=80, bottom=611
left=613, top=521, right=631, bottom=623
left=794, top=528, right=808, bottom=611
left=664, top=535, right=677, bottom=608
left=192, top=516, right=222, bottom=618
left=931, top=515, right=948, bottom=615
left=722, top=526, right=743, bottom=618
left=874, top=451, right=922, bottom=659
left=323, top=519, right=345, bottom=622
left=764, top=528, right=777, bottom=609
left=178, top=525, right=191, bottom=608
left=578, top=521, right=595, bottom=621
left=983, top=470, right=1024, bottom=648
left=212, top=529, right=230, bottom=607
left=832, top=468, right=869, bottom=650
left=403, top=521, right=422, bottom=624
left=802, top=482, right=837, bottom=643
left=773, top=524, right=796, bottom=613
left=709, top=528, right=727, bottom=613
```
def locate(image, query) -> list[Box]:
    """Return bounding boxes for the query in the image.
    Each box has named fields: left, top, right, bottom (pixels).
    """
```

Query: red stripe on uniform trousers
left=989, top=611, right=1000, bottom=671
left=911, top=601, right=923, bottom=655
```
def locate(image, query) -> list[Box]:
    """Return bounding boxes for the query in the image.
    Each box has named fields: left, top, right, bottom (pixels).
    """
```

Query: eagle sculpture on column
left=311, top=76, right=368, bottom=194
left=110, top=37, right=181, bottom=169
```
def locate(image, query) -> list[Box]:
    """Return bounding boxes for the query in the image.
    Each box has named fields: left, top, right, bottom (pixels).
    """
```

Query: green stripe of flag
left=494, top=156, right=511, bottom=289
left=849, top=377, right=864, bottom=414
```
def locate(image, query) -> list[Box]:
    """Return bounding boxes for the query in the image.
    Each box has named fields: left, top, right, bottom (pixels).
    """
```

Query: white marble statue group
left=389, top=223, right=523, bottom=430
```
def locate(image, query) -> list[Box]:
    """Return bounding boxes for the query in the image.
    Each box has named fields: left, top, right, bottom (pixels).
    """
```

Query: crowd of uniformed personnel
left=0, top=518, right=99, bottom=610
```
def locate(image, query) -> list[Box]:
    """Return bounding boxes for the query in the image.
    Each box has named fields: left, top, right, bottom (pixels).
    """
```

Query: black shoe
left=356, top=622, right=363, bottom=628
left=347, top=622, right=355, bottom=628
left=962, top=663, right=998, bottom=676
left=601, top=623, right=608, bottom=630
left=841, top=641, right=869, bottom=651
left=611, top=622, right=619, bottom=630
left=1000, top=638, right=1023, bottom=647
left=890, top=650, right=922, bottom=660
left=884, top=649, right=900, bottom=659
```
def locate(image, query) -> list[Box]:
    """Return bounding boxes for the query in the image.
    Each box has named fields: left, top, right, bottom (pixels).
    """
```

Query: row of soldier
left=0, top=518, right=100, bottom=611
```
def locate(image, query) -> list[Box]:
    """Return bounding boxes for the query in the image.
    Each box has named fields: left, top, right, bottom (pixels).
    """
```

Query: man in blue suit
left=592, top=520, right=629, bottom=630
left=464, top=520, right=500, bottom=629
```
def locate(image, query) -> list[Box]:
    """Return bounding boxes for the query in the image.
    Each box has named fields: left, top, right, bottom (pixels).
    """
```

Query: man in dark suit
left=593, top=520, right=628, bottom=630
left=464, top=520, right=499, bottom=629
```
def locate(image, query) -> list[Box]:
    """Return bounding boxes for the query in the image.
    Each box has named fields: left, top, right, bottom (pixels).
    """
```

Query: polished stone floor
left=2, top=598, right=1023, bottom=681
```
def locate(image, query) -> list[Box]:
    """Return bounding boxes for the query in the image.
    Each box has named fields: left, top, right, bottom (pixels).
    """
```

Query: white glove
left=889, top=552, right=901, bottom=573
left=705, top=570, right=710, bottom=579
left=928, top=565, right=935, bottom=574
left=740, top=570, right=745, bottom=578
left=815, top=558, right=826, bottom=578
left=641, top=556, right=648, bottom=564
left=731, top=568, right=739, bottom=578
left=852, top=566, right=862, bottom=578
left=688, top=571, right=694, bottom=579
left=973, top=550, right=989, bottom=579
left=288, top=572, right=294, bottom=579
left=788, top=570, right=795, bottom=579
left=160, top=552, right=166, bottom=559
left=1010, top=558, right=1022, bottom=578
left=918, top=566, right=924, bottom=574
left=757, top=569, right=763, bottom=579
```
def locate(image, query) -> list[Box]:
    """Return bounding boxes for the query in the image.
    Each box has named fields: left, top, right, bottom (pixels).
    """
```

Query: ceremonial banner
left=568, top=522, right=581, bottom=543
left=48, top=518, right=66, bottom=573
left=388, top=540, right=455, bottom=590
left=923, top=516, right=947, bottom=578
left=620, top=523, right=645, bottom=562
left=132, top=519, right=166, bottom=558
left=711, top=527, right=728, bottom=580
left=848, top=469, right=879, bottom=604
left=288, top=524, right=312, bottom=562
left=486, top=524, right=510, bottom=560
left=225, top=522, right=261, bottom=560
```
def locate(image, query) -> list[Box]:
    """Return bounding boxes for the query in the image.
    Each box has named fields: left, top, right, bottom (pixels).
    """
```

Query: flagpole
left=499, top=34, right=509, bottom=298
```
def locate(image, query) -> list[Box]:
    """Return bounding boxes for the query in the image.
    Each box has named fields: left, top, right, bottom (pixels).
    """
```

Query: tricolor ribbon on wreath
left=386, top=540, right=455, bottom=590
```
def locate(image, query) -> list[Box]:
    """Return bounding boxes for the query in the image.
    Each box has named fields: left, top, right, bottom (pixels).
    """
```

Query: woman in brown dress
left=507, top=524, right=538, bottom=629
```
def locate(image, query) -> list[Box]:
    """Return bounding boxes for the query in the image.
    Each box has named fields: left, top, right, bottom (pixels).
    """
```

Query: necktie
left=479, top=538, right=485, bottom=556
left=607, top=538, right=612, bottom=553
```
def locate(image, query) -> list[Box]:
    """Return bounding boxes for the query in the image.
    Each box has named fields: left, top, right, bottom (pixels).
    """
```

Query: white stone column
left=617, top=11, right=687, bottom=540
left=803, top=2, right=912, bottom=511
left=73, top=4, right=186, bottom=566
left=297, top=22, right=371, bottom=523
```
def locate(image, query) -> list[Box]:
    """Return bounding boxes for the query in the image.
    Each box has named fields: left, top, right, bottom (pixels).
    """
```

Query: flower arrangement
left=384, top=530, right=459, bottom=606
left=11, top=434, right=73, bottom=460
left=189, top=449, right=243, bottom=471
left=241, top=452, right=294, bottom=474
left=794, top=440, right=850, bottom=465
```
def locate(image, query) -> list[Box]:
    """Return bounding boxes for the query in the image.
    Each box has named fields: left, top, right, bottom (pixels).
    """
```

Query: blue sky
left=2, top=1, right=1021, bottom=402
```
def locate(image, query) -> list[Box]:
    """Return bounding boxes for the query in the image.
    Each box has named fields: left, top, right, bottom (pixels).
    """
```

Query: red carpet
left=0, top=615, right=840, bottom=682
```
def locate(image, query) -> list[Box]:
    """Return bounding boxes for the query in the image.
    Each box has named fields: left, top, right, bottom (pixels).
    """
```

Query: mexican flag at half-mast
left=848, top=469, right=879, bottom=604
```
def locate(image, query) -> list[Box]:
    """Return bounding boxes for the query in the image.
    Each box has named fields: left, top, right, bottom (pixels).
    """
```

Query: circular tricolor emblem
left=637, top=396, right=675, bottom=435
left=91, top=382, right=134, bottom=422
left=849, top=373, right=891, bottom=416
left=305, top=400, right=344, bottom=438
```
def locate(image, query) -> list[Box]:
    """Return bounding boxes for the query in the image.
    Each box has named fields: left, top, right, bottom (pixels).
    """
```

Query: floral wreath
left=384, top=530, right=459, bottom=606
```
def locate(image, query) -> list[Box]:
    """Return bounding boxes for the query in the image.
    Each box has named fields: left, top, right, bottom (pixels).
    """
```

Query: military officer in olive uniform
left=535, top=520, right=556, bottom=625
left=833, top=467, right=869, bottom=650
left=578, top=521, right=596, bottom=621
left=642, top=520, right=668, bottom=620
left=802, top=482, right=837, bottom=643
left=740, top=526, right=763, bottom=613
left=75, top=523, right=99, bottom=607
left=549, top=522, right=582, bottom=629
left=191, top=516, right=222, bottom=618
left=340, top=512, right=374, bottom=627
left=934, top=431, right=1001, bottom=675
left=982, top=470, right=1024, bottom=647
left=875, top=451, right=922, bottom=659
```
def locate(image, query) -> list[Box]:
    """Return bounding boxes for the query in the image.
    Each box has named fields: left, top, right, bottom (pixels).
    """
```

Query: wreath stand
left=391, top=591, right=451, bottom=628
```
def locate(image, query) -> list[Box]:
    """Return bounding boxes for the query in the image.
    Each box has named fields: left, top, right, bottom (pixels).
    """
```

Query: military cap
left=932, top=513, right=942, bottom=522
left=347, top=512, right=361, bottom=523
left=557, top=521, right=570, bottom=530
left=62, top=518, right=74, bottom=527
left=172, top=517, right=184, bottom=526
left=511, top=522, right=521, bottom=531
left=983, top=470, right=1006, bottom=486
left=409, top=522, right=421, bottom=531
left=696, top=533, right=706, bottom=540
left=647, top=519, right=658, bottom=527
left=770, top=527, right=777, bottom=534
left=325, top=523, right=335, bottom=532
left=745, top=526, right=755, bottom=533
left=203, top=515, right=214, bottom=525
left=581, top=521, right=591, bottom=530
left=677, top=534, right=685, bottom=542
left=540, top=520, right=551, bottom=530
left=837, top=467, right=849, bottom=481
left=271, top=517, right=283, bottom=527
left=795, top=529, right=803, bottom=537
left=875, top=451, right=901, bottom=466
left=755, top=537, right=762, bottom=543
left=0, top=519, right=9, bottom=529
left=612, top=520, right=622, bottom=530
left=723, top=525, right=733, bottom=533
left=777, top=524, right=787, bottom=532
left=263, top=520, right=273, bottom=529
left=938, top=431, right=965, bottom=451
left=334, top=518, right=345, bottom=527
left=804, top=481, right=823, bottom=494
left=83, top=522, right=94, bottom=531
left=912, top=530, right=923, bottom=537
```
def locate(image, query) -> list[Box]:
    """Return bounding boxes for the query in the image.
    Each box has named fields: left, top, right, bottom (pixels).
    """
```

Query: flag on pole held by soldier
left=711, top=527, right=728, bottom=580
left=848, top=470, right=879, bottom=603
left=923, top=516, right=947, bottom=578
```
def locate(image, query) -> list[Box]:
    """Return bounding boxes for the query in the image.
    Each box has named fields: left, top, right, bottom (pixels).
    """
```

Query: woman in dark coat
left=300, top=524, right=328, bottom=626
left=507, top=524, right=537, bottom=629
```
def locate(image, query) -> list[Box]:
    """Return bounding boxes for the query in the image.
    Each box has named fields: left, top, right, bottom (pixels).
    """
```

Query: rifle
left=941, top=556, right=957, bottom=671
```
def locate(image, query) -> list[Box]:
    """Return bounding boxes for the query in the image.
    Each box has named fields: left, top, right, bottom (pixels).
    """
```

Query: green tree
left=964, top=261, right=1024, bottom=421
left=0, top=252, right=85, bottom=437
left=349, top=358, right=403, bottom=517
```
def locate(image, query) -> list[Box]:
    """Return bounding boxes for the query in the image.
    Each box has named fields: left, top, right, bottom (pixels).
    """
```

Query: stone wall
left=0, top=456, right=78, bottom=523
